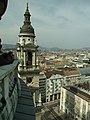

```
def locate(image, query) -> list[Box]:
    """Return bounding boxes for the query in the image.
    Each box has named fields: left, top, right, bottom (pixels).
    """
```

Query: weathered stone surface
left=14, top=112, right=35, bottom=120
left=13, top=80, right=35, bottom=120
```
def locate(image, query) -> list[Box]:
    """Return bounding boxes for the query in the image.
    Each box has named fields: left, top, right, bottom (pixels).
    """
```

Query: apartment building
left=45, top=68, right=81, bottom=103
left=39, top=72, right=46, bottom=103
left=60, top=86, right=90, bottom=120
left=46, top=74, right=63, bottom=102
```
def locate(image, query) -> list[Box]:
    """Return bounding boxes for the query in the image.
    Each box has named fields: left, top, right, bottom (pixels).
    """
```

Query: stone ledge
left=13, top=79, right=35, bottom=120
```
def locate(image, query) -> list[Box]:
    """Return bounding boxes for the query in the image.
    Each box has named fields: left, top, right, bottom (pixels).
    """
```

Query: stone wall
left=0, top=60, right=20, bottom=120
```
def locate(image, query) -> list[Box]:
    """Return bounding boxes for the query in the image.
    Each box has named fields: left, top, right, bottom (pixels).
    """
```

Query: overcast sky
left=1, top=0, right=90, bottom=49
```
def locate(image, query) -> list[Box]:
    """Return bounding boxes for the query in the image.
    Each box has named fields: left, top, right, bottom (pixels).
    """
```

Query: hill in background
left=2, top=44, right=16, bottom=49
left=2, top=44, right=62, bottom=51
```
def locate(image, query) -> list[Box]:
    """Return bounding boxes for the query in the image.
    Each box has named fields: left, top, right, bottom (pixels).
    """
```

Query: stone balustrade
left=0, top=60, right=20, bottom=120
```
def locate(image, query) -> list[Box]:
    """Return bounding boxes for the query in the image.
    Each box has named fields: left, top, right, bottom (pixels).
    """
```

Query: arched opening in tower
left=28, top=52, right=32, bottom=66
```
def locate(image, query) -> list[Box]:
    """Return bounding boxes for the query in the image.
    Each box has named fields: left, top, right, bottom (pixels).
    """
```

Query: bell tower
left=17, top=2, right=39, bottom=79
left=17, top=3, right=42, bottom=120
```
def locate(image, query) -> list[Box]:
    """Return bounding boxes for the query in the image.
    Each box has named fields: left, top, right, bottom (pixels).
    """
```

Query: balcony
left=0, top=60, right=35, bottom=120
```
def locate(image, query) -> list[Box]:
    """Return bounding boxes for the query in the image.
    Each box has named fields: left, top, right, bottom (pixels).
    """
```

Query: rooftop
left=65, top=86, right=90, bottom=102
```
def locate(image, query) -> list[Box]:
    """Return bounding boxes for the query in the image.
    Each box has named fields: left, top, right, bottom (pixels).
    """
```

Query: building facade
left=46, top=74, right=63, bottom=102
left=39, top=72, right=46, bottom=103
left=60, top=86, right=90, bottom=120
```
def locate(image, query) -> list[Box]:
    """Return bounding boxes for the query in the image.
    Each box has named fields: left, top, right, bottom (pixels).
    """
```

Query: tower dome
left=20, top=23, right=34, bottom=34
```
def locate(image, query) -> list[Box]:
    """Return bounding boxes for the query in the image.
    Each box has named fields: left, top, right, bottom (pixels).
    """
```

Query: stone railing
left=0, top=60, right=20, bottom=120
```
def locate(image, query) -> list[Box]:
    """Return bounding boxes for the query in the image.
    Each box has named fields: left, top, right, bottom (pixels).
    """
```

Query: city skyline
left=1, top=0, right=90, bottom=49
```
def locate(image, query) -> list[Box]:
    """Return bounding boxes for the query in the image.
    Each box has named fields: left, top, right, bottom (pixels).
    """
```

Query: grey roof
left=20, top=24, right=35, bottom=35
left=78, top=67, right=90, bottom=75
left=13, top=79, right=36, bottom=120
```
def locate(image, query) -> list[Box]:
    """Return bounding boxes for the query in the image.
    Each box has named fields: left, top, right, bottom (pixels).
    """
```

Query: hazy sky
left=1, top=0, right=90, bottom=49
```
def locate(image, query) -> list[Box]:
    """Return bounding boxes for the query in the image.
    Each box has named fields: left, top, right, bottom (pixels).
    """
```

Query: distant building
left=46, top=73, right=63, bottom=102
left=44, top=68, right=81, bottom=102
left=39, top=72, right=47, bottom=103
left=78, top=67, right=90, bottom=76
left=60, top=86, right=90, bottom=120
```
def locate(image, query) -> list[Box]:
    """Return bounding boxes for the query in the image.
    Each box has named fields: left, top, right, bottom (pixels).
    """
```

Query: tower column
left=36, top=56, right=39, bottom=68
left=21, top=47, right=23, bottom=60
left=24, top=50, right=26, bottom=67
left=32, top=52, right=35, bottom=68
left=17, top=50, right=20, bottom=59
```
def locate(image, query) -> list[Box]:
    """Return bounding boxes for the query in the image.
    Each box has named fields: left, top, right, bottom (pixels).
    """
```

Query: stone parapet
left=0, top=60, right=20, bottom=120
